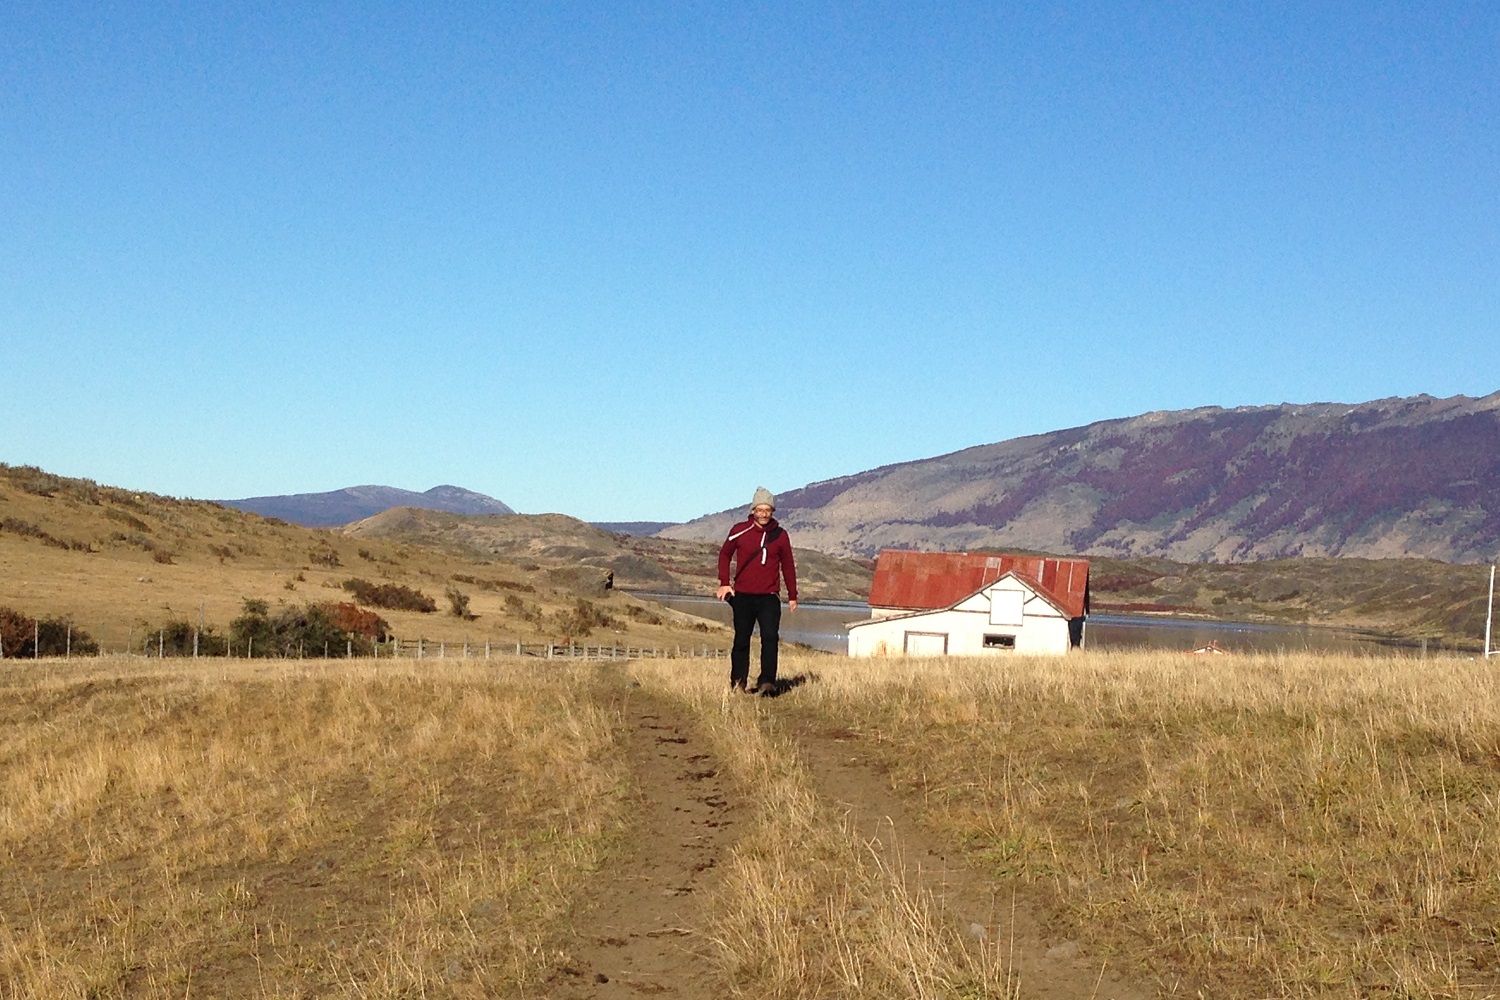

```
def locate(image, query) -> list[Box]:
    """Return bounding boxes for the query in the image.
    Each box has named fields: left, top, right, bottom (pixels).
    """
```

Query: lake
left=638, top=594, right=1407, bottom=656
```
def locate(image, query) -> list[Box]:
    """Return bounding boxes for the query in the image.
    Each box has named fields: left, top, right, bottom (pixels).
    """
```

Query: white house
left=848, top=550, right=1090, bottom=657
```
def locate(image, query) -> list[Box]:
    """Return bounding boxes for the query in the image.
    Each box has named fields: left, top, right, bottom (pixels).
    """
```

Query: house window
left=990, top=590, right=1024, bottom=626
left=903, top=631, right=949, bottom=656
left=983, top=633, right=1016, bottom=649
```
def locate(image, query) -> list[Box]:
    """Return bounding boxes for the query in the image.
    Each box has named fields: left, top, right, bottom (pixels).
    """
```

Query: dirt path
left=781, top=711, right=1158, bottom=1000
left=547, top=679, right=737, bottom=999
left=549, top=672, right=1158, bottom=999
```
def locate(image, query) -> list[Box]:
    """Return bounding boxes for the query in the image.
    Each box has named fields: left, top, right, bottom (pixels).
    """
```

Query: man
left=716, top=487, right=798, bottom=694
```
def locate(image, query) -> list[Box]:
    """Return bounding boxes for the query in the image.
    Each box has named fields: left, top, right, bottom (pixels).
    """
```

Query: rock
left=1045, top=939, right=1081, bottom=959
left=967, top=922, right=987, bottom=940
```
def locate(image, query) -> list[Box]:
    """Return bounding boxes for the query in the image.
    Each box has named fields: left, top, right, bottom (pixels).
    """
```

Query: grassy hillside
left=340, top=506, right=873, bottom=601
left=0, top=465, right=734, bottom=654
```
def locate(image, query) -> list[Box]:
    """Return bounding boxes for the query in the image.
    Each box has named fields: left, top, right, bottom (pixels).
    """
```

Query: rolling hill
left=220, top=484, right=514, bottom=527
left=662, top=392, right=1500, bottom=564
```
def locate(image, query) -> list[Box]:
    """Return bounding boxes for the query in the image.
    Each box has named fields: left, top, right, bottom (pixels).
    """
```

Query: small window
left=983, top=633, right=1016, bottom=649
left=990, top=590, right=1024, bottom=626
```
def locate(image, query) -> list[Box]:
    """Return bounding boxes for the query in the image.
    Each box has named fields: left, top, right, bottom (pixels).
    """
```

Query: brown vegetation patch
left=0, top=659, right=629, bottom=998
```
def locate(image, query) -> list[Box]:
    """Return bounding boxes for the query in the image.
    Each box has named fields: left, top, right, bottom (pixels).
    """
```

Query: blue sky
left=4, top=2, right=1496, bottom=521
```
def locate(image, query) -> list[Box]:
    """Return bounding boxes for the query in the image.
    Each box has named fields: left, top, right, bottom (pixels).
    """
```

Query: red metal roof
left=866, top=549, right=1090, bottom=619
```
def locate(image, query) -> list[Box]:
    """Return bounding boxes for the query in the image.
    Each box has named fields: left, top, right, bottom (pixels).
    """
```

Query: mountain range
left=660, top=392, right=1500, bottom=563
left=220, top=484, right=514, bottom=528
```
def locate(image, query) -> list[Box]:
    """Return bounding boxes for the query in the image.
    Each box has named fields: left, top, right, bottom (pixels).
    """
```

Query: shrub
left=341, top=578, right=437, bottom=613
left=230, top=598, right=378, bottom=657
left=0, top=464, right=67, bottom=497
left=0, top=608, right=99, bottom=657
left=446, top=586, right=474, bottom=620
left=0, top=517, right=92, bottom=552
left=309, top=547, right=341, bottom=568
left=503, top=594, right=541, bottom=623
left=553, top=599, right=618, bottom=639
left=104, top=508, right=152, bottom=532
left=622, top=603, right=664, bottom=625
left=137, top=621, right=229, bottom=657
left=319, top=602, right=390, bottom=641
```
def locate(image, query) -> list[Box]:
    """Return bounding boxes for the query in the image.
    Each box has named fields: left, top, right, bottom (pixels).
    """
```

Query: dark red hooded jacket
left=718, top=517, right=797, bottom=601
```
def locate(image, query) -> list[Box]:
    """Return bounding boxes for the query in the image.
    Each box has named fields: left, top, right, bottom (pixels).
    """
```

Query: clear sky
left=4, top=2, right=1497, bottom=521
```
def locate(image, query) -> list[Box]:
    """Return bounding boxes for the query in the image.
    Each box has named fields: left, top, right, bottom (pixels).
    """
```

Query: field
left=4, top=648, right=1498, bottom=999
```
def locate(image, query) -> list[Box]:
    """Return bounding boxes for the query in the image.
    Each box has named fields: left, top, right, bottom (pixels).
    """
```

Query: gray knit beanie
left=751, top=486, right=775, bottom=510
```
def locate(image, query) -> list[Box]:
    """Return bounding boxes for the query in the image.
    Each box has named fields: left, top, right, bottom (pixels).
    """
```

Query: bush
left=553, top=599, right=618, bottom=639
left=309, top=547, right=341, bottom=568
left=0, top=517, right=92, bottom=552
left=319, top=602, right=390, bottom=641
left=503, top=594, right=541, bottom=624
left=0, top=608, right=99, bottom=657
left=341, top=578, right=437, bottom=613
left=230, top=598, right=380, bottom=657
left=446, top=587, right=474, bottom=620
left=137, top=621, right=229, bottom=657
left=622, top=603, right=664, bottom=625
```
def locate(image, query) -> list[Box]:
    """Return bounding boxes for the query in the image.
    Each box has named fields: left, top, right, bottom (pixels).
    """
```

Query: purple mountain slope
left=660, top=392, right=1500, bottom=563
left=221, top=484, right=514, bottom=528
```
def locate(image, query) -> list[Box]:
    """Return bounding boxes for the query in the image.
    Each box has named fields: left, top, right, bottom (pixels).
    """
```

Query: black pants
left=729, top=592, right=781, bottom=688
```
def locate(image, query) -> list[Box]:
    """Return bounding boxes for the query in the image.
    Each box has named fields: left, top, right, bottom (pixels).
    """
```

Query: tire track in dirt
left=548, top=677, right=736, bottom=999
left=783, top=712, right=1160, bottom=1000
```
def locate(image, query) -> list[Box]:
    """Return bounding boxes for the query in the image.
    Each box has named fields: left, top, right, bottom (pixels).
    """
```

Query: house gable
left=867, top=549, right=1089, bottom=619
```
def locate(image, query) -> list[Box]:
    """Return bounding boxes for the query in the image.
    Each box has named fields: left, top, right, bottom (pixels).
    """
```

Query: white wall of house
left=849, top=577, right=1074, bottom=657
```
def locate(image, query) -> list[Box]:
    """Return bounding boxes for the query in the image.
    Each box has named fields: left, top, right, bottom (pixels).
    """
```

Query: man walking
left=716, top=487, right=798, bottom=694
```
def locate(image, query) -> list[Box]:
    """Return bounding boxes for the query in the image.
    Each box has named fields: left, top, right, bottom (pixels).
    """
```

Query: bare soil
left=550, top=670, right=1159, bottom=999
left=547, top=678, right=740, bottom=998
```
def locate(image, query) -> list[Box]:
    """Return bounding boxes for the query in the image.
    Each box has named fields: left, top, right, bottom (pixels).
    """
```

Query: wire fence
left=0, top=621, right=729, bottom=662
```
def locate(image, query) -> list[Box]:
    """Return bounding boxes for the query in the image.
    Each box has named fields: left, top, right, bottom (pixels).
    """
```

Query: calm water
left=639, top=593, right=1403, bottom=656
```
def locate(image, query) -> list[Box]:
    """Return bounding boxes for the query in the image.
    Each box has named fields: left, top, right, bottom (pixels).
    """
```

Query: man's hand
left=716, top=585, right=734, bottom=601
left=788, top=599, right=798, bottom=612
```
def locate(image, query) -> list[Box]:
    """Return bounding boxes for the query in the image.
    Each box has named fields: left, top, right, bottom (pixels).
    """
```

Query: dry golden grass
left=0, top=657, right=629, bottom=999
left=631, top=659, right=1014, bottom=999
left=9, top=645, right=1500, bottom=998
left=779, top=649, right=1500, bottom=998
